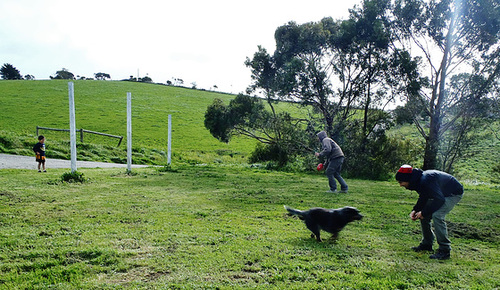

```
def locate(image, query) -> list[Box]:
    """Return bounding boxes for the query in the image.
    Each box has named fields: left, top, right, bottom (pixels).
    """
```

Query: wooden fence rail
left=36, top=126, right=124, bottom=147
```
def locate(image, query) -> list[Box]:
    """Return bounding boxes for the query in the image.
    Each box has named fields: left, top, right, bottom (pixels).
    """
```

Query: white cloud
left=1, top=0, right=361, bottom=93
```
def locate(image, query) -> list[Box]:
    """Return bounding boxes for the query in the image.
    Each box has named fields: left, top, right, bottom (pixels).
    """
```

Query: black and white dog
left=285, top=205, right=363, bottom=242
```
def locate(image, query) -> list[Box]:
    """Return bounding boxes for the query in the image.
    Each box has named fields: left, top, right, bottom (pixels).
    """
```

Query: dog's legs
left=310, top=233, right=322, bottom=242
left=305, top=220, right=322, bottom=242
left=329, top=232, right=339, bottom=240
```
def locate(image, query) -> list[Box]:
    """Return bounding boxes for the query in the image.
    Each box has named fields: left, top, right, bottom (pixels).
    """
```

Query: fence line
left=36, top=126, right=124, bottom=147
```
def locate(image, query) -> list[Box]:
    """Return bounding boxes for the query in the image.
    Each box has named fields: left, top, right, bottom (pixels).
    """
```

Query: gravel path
left=0, top=153, right=149, bottom=170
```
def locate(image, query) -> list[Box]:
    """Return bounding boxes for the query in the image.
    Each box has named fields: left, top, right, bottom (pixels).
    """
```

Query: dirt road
left=0, top=153, right=149, bottom=170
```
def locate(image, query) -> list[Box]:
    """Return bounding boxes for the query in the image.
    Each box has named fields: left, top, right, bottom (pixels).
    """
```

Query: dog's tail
left=284, top=205, right=306, bottom=219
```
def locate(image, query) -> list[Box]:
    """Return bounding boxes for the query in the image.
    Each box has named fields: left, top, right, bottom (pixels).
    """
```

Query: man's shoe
left=430, top=250, right=450, bottom=260
left=326, top=190, right=338, bottom=193
left=339, top=189, right=348, bottom=193
left=411, top=244, right=433, bottom=252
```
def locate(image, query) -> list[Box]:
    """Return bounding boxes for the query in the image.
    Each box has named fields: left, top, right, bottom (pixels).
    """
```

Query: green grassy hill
left=1, top=80, right=499, bottom=184
left=0, top=80, right=264, bottom=164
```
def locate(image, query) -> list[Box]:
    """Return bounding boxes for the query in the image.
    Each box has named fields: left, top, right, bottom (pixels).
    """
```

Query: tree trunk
left=422, top=10, right=456, bottom=171
left=422, top=115, right=440, bottom=170
left=325, top=113, right=334, bottom=138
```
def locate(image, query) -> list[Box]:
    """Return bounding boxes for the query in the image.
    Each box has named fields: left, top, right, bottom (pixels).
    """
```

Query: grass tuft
left=60, top=171, right=87, bottom=183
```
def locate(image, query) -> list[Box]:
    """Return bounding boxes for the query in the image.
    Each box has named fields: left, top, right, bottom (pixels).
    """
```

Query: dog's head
left=341, top=206, right=363, bottom=222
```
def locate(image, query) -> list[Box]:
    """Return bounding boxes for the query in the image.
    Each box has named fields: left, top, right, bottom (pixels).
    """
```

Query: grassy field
left=1, top=80, right=499, bottom=288
left=0, top=80, right=262, bottom=165
left=2, top=80, right=499, bottom=183
left=0, top=166, right=498, bottom=289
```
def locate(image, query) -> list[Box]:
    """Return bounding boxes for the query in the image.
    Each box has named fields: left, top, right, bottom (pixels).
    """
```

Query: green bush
left=343, top=127, right=423, bottom=180
left=157, top=164, right=178, bottom=173
left=492, top=162, right=500, bottom=183
left=61, top=171, right=87, bottom=183
left=492, top=162, right=500, bottom=174
left=249, top=142, right=290, bottom=166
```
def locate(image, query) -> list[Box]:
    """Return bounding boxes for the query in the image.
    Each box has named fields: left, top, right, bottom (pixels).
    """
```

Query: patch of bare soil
left=447, top=221, right=499, bottom=243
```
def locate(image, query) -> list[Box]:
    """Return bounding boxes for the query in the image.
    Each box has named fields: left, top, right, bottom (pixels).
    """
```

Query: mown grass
left=1, top=166, right=498, bottom=289
left=0, top=80, right=259, bottom=165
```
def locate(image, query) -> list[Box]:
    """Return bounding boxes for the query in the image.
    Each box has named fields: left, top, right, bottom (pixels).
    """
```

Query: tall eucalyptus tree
left=391, top=0, right=500, bottom=170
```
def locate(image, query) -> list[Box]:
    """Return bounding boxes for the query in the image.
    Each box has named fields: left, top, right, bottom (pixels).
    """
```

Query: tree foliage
left=244, top=0, right=500, bottom=174
left=342, top=111, right=423, bottom=180
left=1, top=63, right=23, bottom=80
left=245, top=46, right=279, bottom=116
left=94, top=72, right=111, bottom=80
left=204, top=94, right=310, bottom=165
left=204, top=98, right=232, bottom=143
left=244, top=0, right=417, bottom=177
left=51, top=68, right=75, bottom=80
left=139, top=76, right=153, bottom=83
left=246, top=0, right=417, bottom=137
left=392, top=0, right=500, bottom=170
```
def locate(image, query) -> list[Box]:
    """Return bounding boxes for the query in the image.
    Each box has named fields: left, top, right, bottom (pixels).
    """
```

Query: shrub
left=61, top=171, right=86, bottom=183
left=249, top=142, right=288, bottom=166
left=342, top=126, right=423, bottom=180
left=492, top=162, right=500, bottom=183
left=157, top=164, right=178, bottom=173
left=393, top=106, right=414, bottom=125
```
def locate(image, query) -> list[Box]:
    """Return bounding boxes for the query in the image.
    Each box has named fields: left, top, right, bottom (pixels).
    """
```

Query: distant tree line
left=123, top=75, right=153, bottom=83
left=1, top=63, right=218, bottom=91
left=1, top=63, right=214, bottom=87
left=0, top=63, right=32, bottom=80
left=0, top=64, right=113, bottom=81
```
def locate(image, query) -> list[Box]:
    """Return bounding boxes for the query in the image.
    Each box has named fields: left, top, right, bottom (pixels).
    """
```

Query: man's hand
left=410, top=210, right=423, bottom=220
left=315, top=152, right=320, bottom=157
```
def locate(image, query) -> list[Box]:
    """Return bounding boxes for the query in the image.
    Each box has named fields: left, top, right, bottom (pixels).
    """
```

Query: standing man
left=315, top=131, right=348, bottom=193
left=396, top=164, right=464, bottom=260
left=33, top=135, right=46, bottom=172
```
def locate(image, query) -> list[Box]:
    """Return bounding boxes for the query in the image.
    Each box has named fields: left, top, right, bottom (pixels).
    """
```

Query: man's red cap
left=396, top=164, right=413, bottom=182
left=398, top=164, right=413, bottom=174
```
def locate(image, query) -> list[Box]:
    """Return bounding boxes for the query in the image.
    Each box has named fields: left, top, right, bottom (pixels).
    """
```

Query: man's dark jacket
left=408, top=169, right=463, bottom=218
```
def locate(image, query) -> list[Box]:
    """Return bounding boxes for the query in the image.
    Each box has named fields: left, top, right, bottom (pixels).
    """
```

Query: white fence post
left=168, top=114, right=172, bottom=165
left=127, top=92, right=132, bottom=173
left=68, top=82, right=77, bottom=173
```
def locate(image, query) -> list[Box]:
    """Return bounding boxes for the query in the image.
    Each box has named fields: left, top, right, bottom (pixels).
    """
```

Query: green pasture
left=0, top=166, right=498, bottom=289
left=0, top=80, right=273, bottom=164
left=1, top=80, right=499, bottom=288
left=2, top=80, right=499, bottom=184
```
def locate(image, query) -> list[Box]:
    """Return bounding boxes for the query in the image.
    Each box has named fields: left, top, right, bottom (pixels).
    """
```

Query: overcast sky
left=1, top=0, right=362, bottom=94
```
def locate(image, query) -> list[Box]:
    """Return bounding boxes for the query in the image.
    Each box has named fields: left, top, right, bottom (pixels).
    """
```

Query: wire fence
left=36, top=126, right=123, bottom=147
